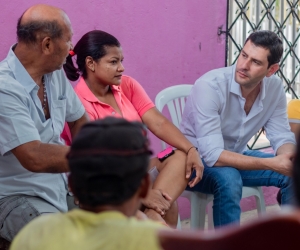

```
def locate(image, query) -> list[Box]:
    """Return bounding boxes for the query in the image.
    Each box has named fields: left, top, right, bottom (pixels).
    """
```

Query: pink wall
left=0, top=0, right=227, bottom=154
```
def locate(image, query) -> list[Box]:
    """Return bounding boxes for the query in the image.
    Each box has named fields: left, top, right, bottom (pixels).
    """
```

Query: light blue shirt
left=180, top=64, right=296, bottom=167
left=0, top=46, right=85, bottom=212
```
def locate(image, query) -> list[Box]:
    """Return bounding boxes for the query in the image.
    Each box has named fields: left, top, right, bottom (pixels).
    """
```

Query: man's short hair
left=245, top=30, right=283, bottom=68
left=67, top=117, right=152, bottom=207
left=16, top=15, right=63, bottom=44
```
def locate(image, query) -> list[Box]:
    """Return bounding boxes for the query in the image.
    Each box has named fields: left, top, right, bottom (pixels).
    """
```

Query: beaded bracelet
left=186, top=146, right=198, bottom=155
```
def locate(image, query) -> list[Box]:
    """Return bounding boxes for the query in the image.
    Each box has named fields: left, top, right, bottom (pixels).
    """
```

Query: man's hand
left=141, top=189, right=172, bottom=216
left=185, top=147, right=204, bottom=188
left=270, top=153, right=294, bottom=176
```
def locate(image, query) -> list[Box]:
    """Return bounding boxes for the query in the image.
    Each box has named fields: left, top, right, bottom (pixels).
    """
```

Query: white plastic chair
left=155, top=84, right=266, bottom=230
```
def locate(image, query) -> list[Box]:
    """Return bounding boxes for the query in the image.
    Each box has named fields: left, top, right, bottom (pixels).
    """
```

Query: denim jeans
left=186, top=150, right=293, bottom=228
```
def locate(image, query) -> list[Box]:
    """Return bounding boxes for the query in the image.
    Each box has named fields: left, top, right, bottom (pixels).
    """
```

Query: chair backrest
left=158, top=211, right=300, bottom=250
left=155, top=84, right=193, bottom=149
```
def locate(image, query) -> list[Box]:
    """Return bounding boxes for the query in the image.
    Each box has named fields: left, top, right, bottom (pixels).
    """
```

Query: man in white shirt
left=180, top=30, right=295, bottom=227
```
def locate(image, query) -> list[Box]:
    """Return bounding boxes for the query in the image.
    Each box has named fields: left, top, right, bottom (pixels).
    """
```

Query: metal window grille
left=221, top=0, right=300, bottom=149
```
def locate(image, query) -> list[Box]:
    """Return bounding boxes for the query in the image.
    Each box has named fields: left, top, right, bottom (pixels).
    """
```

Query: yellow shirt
left=287, top=99, right=300, bottom=123
left=10, top=209, right=167, bottom=250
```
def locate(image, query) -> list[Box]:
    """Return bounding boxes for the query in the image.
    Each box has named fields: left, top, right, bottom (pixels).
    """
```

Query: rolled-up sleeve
left=264, top=85, right=296, bottom=153
left=190, top=80, right=225, bottom=167
left=0, top=79, right=40, bottom=155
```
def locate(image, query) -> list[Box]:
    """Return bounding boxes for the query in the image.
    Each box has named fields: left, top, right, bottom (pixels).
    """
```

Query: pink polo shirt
left=76, top=75, right=154, bottom=121
left=61, top=75, right=155, bottom=144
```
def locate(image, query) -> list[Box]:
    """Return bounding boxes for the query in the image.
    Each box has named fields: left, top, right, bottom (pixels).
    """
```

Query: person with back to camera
left=10, top=117, right=170, bottom=250
left=61, top=30, right=204, bottom=227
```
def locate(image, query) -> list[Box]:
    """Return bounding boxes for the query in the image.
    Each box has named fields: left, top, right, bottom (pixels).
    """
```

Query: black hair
left=293, top=133, right=300, bottom=207
left=63, top=30, right=120, bottom=81
left=244, top=30, right=283, bottom=68
left=67, top=117, right=152, bottom=207
left=16, top=14, right=63, bottom=44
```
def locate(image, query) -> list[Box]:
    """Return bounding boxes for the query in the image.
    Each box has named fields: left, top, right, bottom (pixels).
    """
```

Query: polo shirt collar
left=230, top=63, right=266, bottom=101
left=77, top=77, right=121, bottom=103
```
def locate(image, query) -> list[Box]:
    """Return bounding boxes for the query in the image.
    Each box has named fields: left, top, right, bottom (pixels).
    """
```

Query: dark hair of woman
left=63, top=30, right=120, bottom=81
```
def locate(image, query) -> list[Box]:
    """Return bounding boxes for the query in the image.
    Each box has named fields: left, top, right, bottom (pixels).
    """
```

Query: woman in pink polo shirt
left=63, top=30, right=203, bottom=227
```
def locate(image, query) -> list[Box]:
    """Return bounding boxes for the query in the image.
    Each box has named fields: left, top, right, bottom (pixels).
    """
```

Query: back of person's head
left=16, top=4, right=65, bottom=45
left=64, top=30, right=120, bottom=81
left=293, top=133, right=300, bottom=207
left=244, top=30, right=283, bottom=68
left=67, top=117, right=152, bottom=207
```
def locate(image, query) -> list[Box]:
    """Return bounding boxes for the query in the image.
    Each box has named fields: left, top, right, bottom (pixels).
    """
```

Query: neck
left=85, top=76, right=111, bottom=97
left=14, top=43, right=45, bottom=86
left=241, top=81, right=261, bottom=99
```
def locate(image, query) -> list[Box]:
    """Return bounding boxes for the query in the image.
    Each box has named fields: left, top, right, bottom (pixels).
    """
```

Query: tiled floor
left=180, top=204, right=281, bottom=229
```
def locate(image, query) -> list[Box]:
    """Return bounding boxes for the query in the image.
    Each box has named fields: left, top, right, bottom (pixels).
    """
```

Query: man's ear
left=138, top=174, right=151, bottom=199
left=266, top=63, right=280, bottom=77
left=41, top=37, right=53, bottom=55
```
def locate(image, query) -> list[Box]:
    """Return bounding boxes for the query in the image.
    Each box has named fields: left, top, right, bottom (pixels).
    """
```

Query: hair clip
left=69, top=50, right=75, bottom=57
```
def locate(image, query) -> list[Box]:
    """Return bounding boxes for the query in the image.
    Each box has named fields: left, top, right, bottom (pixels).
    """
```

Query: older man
left=0, top=4, right=88, bottom=241
left=181, top=30, right=295, bottom=227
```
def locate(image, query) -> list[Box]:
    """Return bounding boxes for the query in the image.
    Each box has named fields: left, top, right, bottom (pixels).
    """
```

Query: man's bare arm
left=215, top=148, right=293, bottom=176
left=11, top=113, right=89, bottom=173
left=11, top=141, right=69, bottom=173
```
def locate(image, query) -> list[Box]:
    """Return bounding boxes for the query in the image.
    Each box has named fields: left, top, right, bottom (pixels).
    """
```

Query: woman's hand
left=185, top=147, right=204, bottom=188
left=141, top=189, right=172, bottom=216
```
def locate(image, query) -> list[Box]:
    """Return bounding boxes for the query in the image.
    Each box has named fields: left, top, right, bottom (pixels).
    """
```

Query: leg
left=241, top=150, right=293, bottom=205
left=0, top=196, right=60, bottom=242
left=163, top=201, right=178, bottom=227
left=186, top=163, right=243, bottom=227
left=146, top=150, right=188, bottom=227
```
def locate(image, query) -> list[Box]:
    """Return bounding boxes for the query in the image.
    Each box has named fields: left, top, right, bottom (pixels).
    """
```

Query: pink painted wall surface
left=0, top=0, right=277, bottom=216
left=0, top=0, right=227, bottom=155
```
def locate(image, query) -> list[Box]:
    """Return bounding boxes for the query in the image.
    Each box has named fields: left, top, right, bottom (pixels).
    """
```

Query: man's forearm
left=12, top=141, right=70, bottom=173
left=215, top=150, right=272, bottom=170
left=215, top=149, right=293, bottom=176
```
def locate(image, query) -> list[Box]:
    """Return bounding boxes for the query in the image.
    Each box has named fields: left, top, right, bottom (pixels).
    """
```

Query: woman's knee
left=155, top=149, right=186, bottom=172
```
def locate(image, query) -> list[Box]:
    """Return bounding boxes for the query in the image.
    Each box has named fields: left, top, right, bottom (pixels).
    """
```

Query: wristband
left=186, top=146, right=198, bottom=155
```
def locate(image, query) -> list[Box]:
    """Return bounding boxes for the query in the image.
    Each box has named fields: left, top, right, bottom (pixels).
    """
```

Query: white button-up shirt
left=180, top=64, right=295, bottom=167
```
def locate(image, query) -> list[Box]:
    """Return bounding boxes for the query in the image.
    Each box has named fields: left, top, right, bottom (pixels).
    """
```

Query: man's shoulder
left=194, top=66, right=233, bottom=90
left=0, top=74, right=23, bottom=93
left=0, top=59, right=16, bottom=88
left=265, top=73, right=281, bottom=82
left=263, top=73, right=284, bottom=93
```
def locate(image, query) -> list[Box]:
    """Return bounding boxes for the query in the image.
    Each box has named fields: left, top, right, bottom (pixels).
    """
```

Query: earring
left=91, top=67, right=95, bottom=72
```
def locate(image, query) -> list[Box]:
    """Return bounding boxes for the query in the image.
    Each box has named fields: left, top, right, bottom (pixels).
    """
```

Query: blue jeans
left=186, top=150, right=293, bottom=227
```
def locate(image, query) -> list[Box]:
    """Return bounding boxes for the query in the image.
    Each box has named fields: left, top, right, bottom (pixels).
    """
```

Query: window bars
left=222, top=0, right=300, bottom=149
